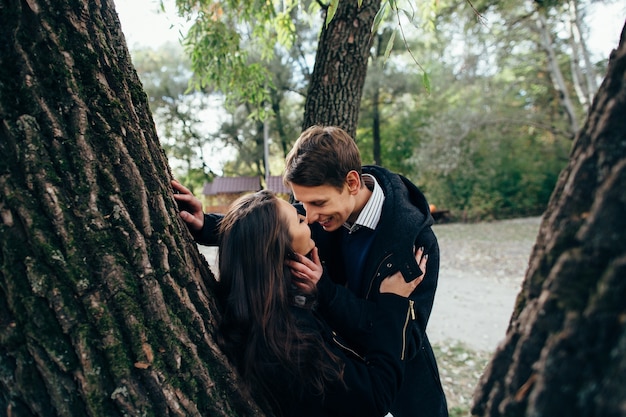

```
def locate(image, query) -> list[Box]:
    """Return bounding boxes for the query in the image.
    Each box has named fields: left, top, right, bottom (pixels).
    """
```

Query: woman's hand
left=286, top=247, right=323, bottom=294
left=380, top=247, right=428, bottom=297
left=172, top=180, right=205, bottom=233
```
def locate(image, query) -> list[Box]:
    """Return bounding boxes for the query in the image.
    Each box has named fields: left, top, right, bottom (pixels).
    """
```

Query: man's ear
left=345, top=170, right=361, bottom=194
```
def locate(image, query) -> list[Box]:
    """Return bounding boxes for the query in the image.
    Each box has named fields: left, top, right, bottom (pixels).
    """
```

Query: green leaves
left=374, top=0, right=432, bottom=93
left=422, top=71, right=431, bottom=94
left=326, top=0, right=339, bottom=27
left=176, top=0, right=290, bottom=117
left=383, top=29, right=396, bottom=60
left=372, top=0, right=390, bottom=34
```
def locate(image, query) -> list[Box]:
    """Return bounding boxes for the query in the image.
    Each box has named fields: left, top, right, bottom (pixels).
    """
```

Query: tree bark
left=371, top=30, right=385, bottom=166
left=0, top=1, right=262, bottom=416
left=472, top=22, right=626, bottom=417
left=302, top=0, right=381, bottom=138
left=566, top=0, right=597, bottom=112
left=535, top=11, right=580, bottom=137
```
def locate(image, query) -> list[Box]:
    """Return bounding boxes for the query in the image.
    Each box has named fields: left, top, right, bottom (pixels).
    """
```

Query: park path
left=428, top=217, right=541, bottom=352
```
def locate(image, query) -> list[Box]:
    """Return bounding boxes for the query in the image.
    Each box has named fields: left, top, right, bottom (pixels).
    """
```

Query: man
left=173, top=125, right=447, bottom=417
left=282, top=125, right=447, bottom=417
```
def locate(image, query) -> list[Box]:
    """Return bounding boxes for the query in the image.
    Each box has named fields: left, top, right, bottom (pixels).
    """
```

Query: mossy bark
left=471, top=23, right=626, bottom=417
left=0, top=1, right=262, bottom=416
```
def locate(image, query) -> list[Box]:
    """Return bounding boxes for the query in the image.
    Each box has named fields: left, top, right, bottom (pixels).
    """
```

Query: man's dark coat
left=309, top=165, right=448, bottom=417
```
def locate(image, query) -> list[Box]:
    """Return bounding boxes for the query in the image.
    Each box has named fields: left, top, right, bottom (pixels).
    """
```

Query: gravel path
left=199, top=216, right=543, bottom=353
left=428, top=216, right=542, bottom=352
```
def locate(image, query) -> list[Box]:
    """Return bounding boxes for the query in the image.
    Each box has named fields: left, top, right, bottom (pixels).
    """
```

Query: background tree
left=358, top=26, right=422, bottom=167
left=465, top=0, right=609, bottom=138
left=300, top=0, right=382, bottom=136
left=0, top=1, right=261, bottom=415
left=472, top=22, right=626, bottom=416
left=132, top=42, right=217, bottom=191
left=177, top=0, right=408, bottom=138
left=210, top=39, right=313, bottom=177
left=152, top=0, right=614, bottom=222
left=385, top=0, right=610, bottom=219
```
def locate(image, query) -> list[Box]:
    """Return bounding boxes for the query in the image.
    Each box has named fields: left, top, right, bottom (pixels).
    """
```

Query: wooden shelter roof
left=202, top=176, right=261, bottom=195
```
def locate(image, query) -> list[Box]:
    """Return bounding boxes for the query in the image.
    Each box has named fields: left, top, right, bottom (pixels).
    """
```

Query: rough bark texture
left=471, top=23, right=626, bottom=417
left=302, top=0, right=381, bottom=138
left=0, top=1, right=262, bottom=416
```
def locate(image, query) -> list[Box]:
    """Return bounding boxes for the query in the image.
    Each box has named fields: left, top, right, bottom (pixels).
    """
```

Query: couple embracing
left=173, top=126, right=448, bottom=417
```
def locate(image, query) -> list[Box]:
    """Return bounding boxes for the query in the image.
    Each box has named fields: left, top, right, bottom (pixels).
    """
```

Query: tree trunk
left=302, top=0, right=381, bottom=138
left=372, top=85, right=382, bottom=166
left=472, top=22, right=626, bottom=417
left=566, top=0, right=597, bottom=112
left=371, top=31, right=384, bottom=166
left=535, top=11, right=580, bottom=137
left=0, top=1, right=262, bottom=416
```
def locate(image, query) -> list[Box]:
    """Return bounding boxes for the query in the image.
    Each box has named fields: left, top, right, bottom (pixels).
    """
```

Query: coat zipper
left=332, top=331, right=365, bottom=361
left=365, top=253, right=393, bottom=299
left=364, top=253, right=415, bottom=360
left=401, top=300, right=415, bottom=360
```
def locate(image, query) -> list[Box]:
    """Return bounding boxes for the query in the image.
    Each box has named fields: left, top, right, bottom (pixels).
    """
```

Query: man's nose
left=304, top=205, right=318, bottom=224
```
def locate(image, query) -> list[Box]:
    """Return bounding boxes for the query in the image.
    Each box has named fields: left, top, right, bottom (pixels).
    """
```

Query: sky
left=113, top=0, right=624, bottom=58
left=114, top=0, right=188, bottom=49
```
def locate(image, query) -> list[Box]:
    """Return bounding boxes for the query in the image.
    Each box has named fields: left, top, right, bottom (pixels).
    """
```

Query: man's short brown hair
left=284, top=125, right=362, bottom=190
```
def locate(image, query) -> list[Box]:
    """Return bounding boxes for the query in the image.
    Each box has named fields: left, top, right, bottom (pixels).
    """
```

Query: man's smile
left=318, top=217, right=333, bottom=228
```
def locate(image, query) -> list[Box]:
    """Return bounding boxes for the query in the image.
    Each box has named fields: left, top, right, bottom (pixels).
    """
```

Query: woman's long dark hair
left=216, top=190, right=342, bottom=413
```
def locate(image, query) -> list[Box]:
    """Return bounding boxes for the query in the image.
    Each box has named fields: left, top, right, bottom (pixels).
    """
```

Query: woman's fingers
left=286, top=248, right=322, bottom=289
left=171, top=180, right=205, bottom=232
left=379, top=247, right=429, bottom=297
left=171, top=179, right=192, bottom=194
left=414, top=246, right=428, bottom=278
left=310, top=247, right=321, bottom=267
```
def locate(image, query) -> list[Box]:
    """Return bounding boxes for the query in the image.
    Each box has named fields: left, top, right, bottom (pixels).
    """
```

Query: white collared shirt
left=343, top=174, right=385, bottom=233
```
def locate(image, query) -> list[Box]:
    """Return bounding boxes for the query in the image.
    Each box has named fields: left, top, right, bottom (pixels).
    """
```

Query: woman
left=216, top=190, right=426, bottom=417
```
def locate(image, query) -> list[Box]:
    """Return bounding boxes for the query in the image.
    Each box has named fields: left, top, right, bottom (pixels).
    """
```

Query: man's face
left=290, top=182, right=357, bottom=232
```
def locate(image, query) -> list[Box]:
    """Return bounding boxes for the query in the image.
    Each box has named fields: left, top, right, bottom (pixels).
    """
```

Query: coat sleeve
left=315, top=270, right=378, bottom=351
left=315, top=226, right=439, bottom=359
left=403, top=226, right=439, bottom=360
left=321, top=293, right=414, bottom=417
left=409, top=226, right=440, bottom=328
left=194, top=213, right=223, bottom=246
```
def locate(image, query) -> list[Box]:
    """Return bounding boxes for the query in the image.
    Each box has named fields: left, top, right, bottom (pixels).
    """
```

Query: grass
left=433, top=341, right=492, bottom=417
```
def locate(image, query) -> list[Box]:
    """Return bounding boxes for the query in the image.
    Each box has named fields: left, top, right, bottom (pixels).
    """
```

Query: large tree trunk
left=0, top=1, right=261, bottom=416
left=302, top=0, right=381, bottom=137
left=472, top=22, right=626, bottom=417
